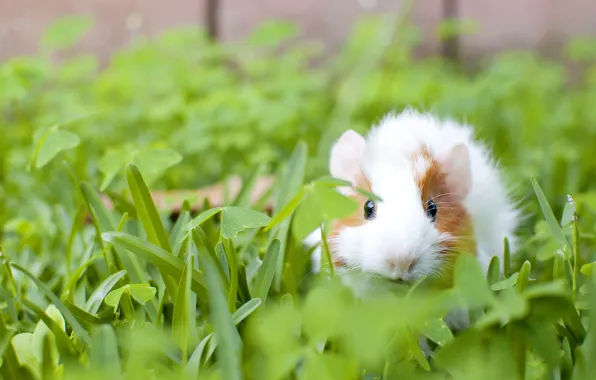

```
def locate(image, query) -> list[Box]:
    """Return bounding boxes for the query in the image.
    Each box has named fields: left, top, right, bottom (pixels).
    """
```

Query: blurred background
left=2, top=0, right=596, bottom=250
left=2, top=0, right=596, bottom=63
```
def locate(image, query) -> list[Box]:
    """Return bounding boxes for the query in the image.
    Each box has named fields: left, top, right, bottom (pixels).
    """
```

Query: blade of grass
left=62, top=250, right=102, bottom=303
left=197, top=243, right=242, bottom=380
left=41, top=334, right=55, bottom=380
left=202, top=298, right=263, bottom=365
left=186, top=333, right=213, bottom=377
left=531, top=176, right=570, bottom=249
left=232, top=298, right=262, bottom=325
left=63, top=301, right=104, bottom=330
left=223, top=239, right=239, bottom=313
left=170, top=210, right=191, bottom=257
left=503, top=237, right=511, bottom=279
left=487, top=255, right=501, bottom=286
left=102, top=232, right=207, bottom=299
left=11, top=264, right=91, bottom=345
left=232, top=164, right=265, bottom=207
left=187, top=208, right=222, bottom=231
left=251, top=239, right=280, bottom=302
left=81, top=182, right=150, bottom=288
left=264, top=188, right=306, bottom=231
left=89, top=325, right=121, bottom=376
left=572, top=211, right=580, bottom=303
left=191, top=227, right=228, bottom=291
left=125, top=164, right=172, bottom=252
left=270, top=141, right=307, bottom=291
left=516, top=261, right=531, bottom=293
left=173, top=256, right=193, bottom=363
left=84, top=270, right=127, bottom=315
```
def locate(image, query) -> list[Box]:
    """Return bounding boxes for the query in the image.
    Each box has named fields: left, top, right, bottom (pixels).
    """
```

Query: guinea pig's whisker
left=432, top=192, right=457, bottom=199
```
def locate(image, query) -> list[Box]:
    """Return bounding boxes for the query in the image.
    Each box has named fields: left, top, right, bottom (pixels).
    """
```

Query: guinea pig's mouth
left=387, top=278, right=409, bottom=285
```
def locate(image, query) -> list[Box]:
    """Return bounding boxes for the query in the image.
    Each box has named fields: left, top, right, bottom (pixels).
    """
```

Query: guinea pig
left=306, top=108, right=520, bottom=323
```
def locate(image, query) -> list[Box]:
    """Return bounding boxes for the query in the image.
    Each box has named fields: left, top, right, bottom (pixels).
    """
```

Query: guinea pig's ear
left=439, top=143, right=471, bottom=200
left=329, top=129, right=366, bottom=184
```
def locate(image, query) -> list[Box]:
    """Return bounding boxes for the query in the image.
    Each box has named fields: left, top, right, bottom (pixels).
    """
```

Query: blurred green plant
left=2, top=12, right=596, bottom=380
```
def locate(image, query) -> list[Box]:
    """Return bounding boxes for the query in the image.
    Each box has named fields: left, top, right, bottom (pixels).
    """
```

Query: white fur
left=306, top=108, right=520, bottom=315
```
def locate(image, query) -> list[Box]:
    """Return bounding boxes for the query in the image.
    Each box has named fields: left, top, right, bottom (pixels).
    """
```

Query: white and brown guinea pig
left=306, top=108, right=520, bottom=298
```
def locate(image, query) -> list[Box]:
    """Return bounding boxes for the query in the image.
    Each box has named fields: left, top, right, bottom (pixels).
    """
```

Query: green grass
left=3, top=13, right=596, bottom=380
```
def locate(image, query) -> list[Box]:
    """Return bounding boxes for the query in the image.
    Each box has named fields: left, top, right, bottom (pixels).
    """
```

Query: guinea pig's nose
left=386, top=257, right=418, bottom=276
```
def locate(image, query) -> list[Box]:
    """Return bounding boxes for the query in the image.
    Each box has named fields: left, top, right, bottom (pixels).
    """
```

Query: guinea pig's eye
left=363, top=199, right=376, bottom=220
left=426, top=198, right=437, bottom=222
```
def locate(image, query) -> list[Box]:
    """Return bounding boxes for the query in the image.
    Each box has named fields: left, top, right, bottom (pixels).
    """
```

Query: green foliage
left=2, top=12, right=596, bottom=380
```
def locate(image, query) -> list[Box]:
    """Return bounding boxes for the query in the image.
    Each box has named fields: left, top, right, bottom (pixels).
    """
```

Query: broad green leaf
left=300, top=352, right=360, bottom=380
left=31, top=305, right=64, bottom=365
left=89, top=325, right=121, bottom=376
left=34, top=128, right=81, bottom=169
left=128, top=284, right=157, bottom=304
left=421, top=318, right=454, bottom=347
left=132, top=147, right=183, bottom=187
left=581, top=263, right=595, bottom=276
left=98, top=149, right=131, bottom=191
left=105, top=284, right=156, bottom=311
left=293, top=186, right=358, bottom=241
left=11, top=264, right=91, bottom=345
left=198, top=244, right=242, bottom=380
left=531, top=176, right=570, bottom=249
left=312, top=175, right=352, bottom=188
left=452, top=254, right=496, bottom=308
left=41, top=15, right=94, bottom=50
left=525, top=322, right=560, bottom=369
left=221, top=207, right=271, bottom=239
left=84, top=270, right=127, bottom=315
left=19, top=298, right=79, bottom=358
left=173, top=256, right=193, bottom=359
left=252, top=239, right=281, bottom=302
left=104, top=288, right=126, bottom=312
left=11, top=333, right=40, bottom=378
left=126, top=164, right=172, bottom=252
left=476, top=289, right=528, bottom=328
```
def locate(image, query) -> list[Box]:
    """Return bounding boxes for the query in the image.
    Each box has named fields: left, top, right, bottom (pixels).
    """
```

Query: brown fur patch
left=411, top=145, right=476, bottom=287
left=412, top=146, right=476, bottom=253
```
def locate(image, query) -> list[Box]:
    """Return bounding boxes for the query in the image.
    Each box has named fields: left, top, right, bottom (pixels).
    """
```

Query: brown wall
left=1, top=0, right=595, bottom=62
